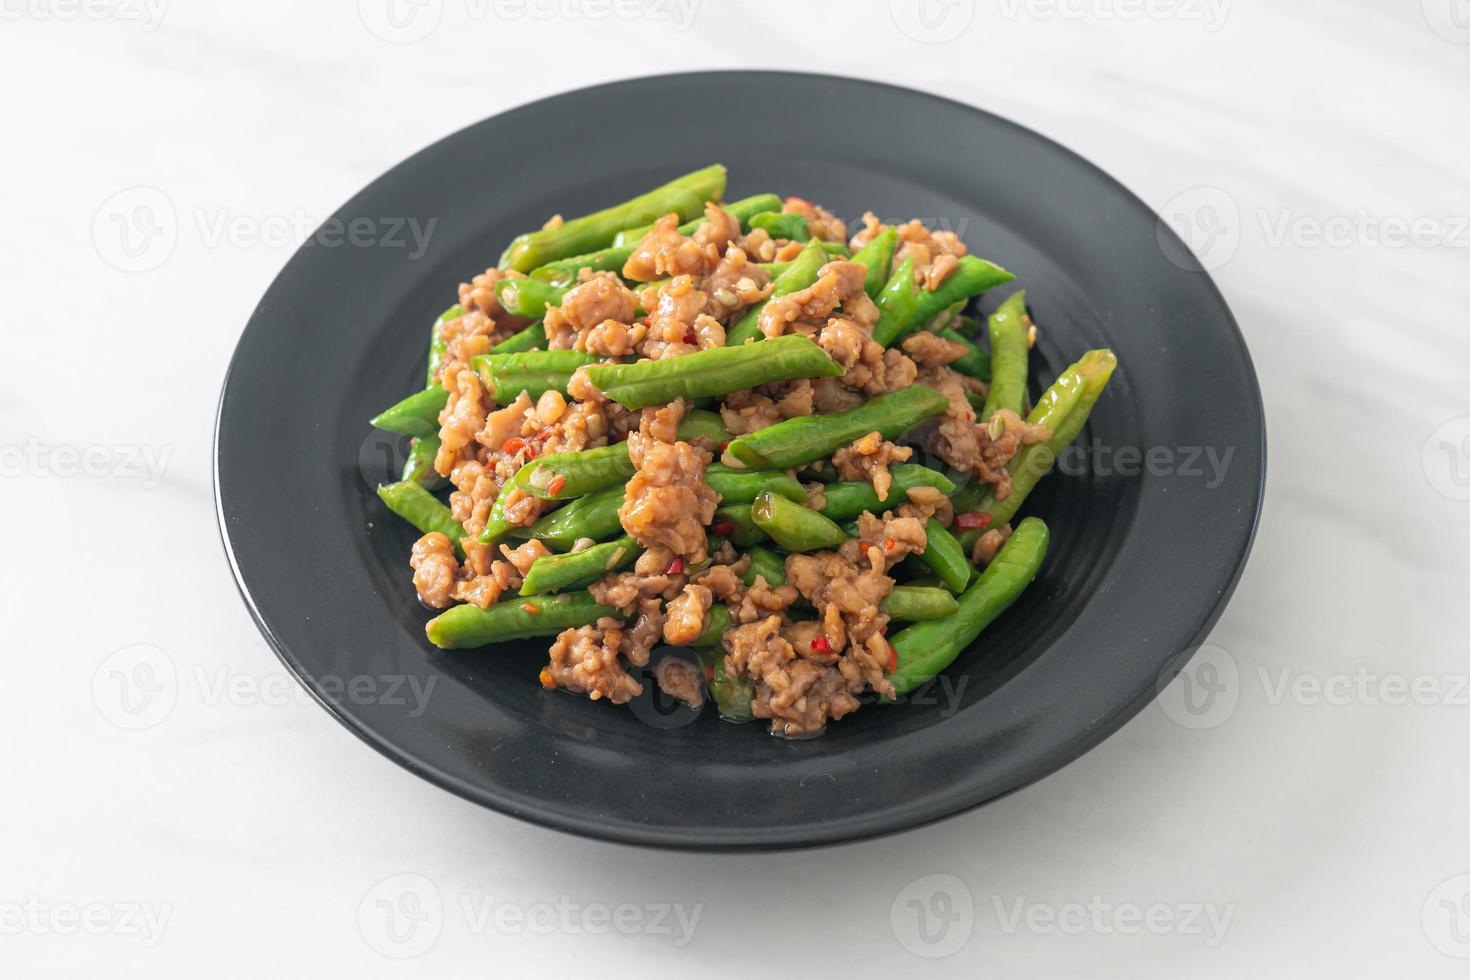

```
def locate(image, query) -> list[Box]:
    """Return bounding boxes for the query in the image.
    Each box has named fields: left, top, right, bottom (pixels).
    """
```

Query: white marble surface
left=4, top=1, right=1469, bottom=975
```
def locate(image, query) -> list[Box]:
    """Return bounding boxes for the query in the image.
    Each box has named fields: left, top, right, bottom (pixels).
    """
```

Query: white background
left=3, top=0, right=1469, bottom=976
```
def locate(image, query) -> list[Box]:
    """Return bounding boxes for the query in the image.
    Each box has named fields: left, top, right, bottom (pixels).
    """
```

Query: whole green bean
left=584, top=334, right=841, bottom=409
left=751, top=491, right=849, bottom=552
left=376, top=480, right=465, bottom=555
left=425, top=591, right=625, bottom=649
left=696, top=646, right=754, bottom=723
left=880, top=255, right=1015, bottom=347
left=611, top=193, right=782, bottom=248
left=817, top=464, right=957, bottom=521
left=870, top=257, right=917, bottom=349
left=522, top=484, right=625, bottom=549
left=976, top=349, right=1117, bottom=527
left=370, top=386, right=448, bottom=438
left=520, top=536, right=640, bottom=596
left=470, top=349, right=601, bottom=401
left=936, top=326, right=991, bottom=380
left=881, top=585, right=960, bottom=622
left=426, top=305, right=462, bottom=385
left=515, top=442, right=634, bottom=501
left=712, top=504, right=766, bottom=547
left=725, top=239, right=828, bottom=346
left=724, top=385, right=950, bottom=471
left=748, top=211, right=810, bottom=242
left=852, top=227, right=898, bottom=298
left=498, top=164, right=727, bottom=273
left=401, top=435, right=445, bottom=490
left=489, top=320, right=547, bottom=354
left=886, top=517, right=1049, bottom=696
left=497, top=278, right=568, bottom=319
left=982, top=291, right=1030, bottom=420
left=705, top=464, right=805, bottom=505
left=916, top=518, right=971, bottom=593
left=739, top=545, right=788, bottom=586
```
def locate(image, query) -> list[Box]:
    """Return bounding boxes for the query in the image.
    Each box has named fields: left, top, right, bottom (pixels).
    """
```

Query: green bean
left=520, top=536, right=640, bottom=596
left=585, top=334, right=841, bottom=409
left=692, top=603, right=734, bottom=648
left=470, top=349, right=601, bottom=400
left=936, top=326, right=991, bottom=380
left=496, top=278, right=568, bottom=319
left=678, top=408, right=730, bottom=446
left=976, top=349, right=1117, bottom=527
left=376, top=480, right=465, bottom=555
left=425, top=591, right=625, bottom=649
left=426, top=305, right=462, bottom=385
left=489, top=320, right=547, bottom=354
left=498, top=164, right=727, bottom=273
left=712, top=504, right=765, bottom=547
left=476, top=478, right=519, bottom=544
left=881, top=585, right=959, bottom=622
left=724, top=385, right=950, bottom=471
left=370, top=386, right=448, bottom=438
left=522, top=484, right=625, bottom=549
left=817, top=464, right=957, bottom=522
left=956, top=314, right=980, bottom=337
left=748, top=211, right=810, bottom=242
left=611, top=193, right=783, bottom=248
left=851, top=226, right=898, bottom=298
left=886, top=517, right=1049, bottom=696
left=705, top=464, right=805, bottom=505
left=751, top=491, right=849, bottom=553
left=926, top=301, right=966, bottom=332
left=401, top=435, right=445, bottom=490
left=982, top=291, right=1030, bottom=420
left=515, top=442, right=634, bottom=501
left=725, top=239, right=828, bottom=346
left=880, top=255, right=1015, bottom=347
left=696, top=646, right=754, bottom=722
left=739, top=545, right=788, bottom=586
left=870, top=258, right=918, bottom=349
left=529, top=243, right=636, bottom=287
left=916, top=518, right=971, bottom=593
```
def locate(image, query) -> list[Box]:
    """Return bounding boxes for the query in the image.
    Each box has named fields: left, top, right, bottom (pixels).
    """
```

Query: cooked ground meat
left=931, top=407, right=1050, bottom=501
left=902, top=331, right=970, bottom=369
left=663, top=583, right=712, bottom=645
left=970, top=523, right=1013, bottom=565
left=619, top=400, right=719, bottom=559
left=781, top=197, right=848, bottom=243
left=833, top=431, right=914, bottom=503
left=850, top=510, right=929, bottom=564
left=543, top=619, right=644, bottom=704
left=544, top=271, right=639, bottom=351
left=410, top=532, right=459, bottom=609
left=654, top=656, right=706, bottom=708
left=758, top=260, right=869, bottom=339
left=409, top=531, right=523, bottom=610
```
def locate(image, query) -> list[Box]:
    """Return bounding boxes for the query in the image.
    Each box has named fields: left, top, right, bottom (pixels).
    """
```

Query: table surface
left=4, top=1, right=1468, bottom=976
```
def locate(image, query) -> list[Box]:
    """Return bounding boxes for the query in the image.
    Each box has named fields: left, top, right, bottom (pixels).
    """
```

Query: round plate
left=215, top=71, right=1264, bottom=850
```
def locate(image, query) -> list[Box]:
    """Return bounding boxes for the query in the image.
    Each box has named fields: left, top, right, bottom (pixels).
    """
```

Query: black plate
left=215, top=71, right=1264, bottom=850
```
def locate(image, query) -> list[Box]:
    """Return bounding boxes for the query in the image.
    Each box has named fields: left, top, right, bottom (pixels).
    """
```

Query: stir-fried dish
left=370, top=164, right=1116, bottom=737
